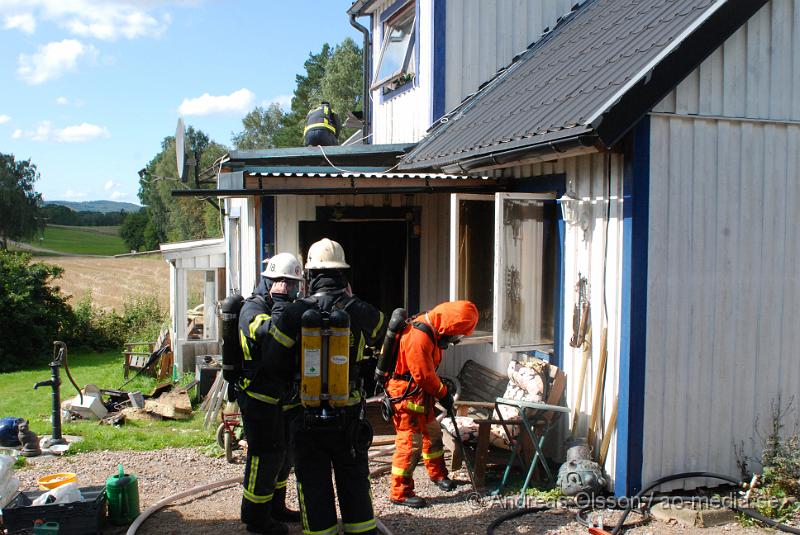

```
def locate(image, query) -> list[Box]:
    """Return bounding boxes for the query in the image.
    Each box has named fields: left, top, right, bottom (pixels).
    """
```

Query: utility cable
left=318, top=144, right=402, bottom=174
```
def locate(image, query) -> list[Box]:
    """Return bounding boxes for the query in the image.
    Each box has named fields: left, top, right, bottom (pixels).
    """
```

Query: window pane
left=186, top=270, right=216, bottom=341
left=497, top=199, right=556, bottom=349
left=375, top=9, right=415, bottom=83
left=456, top=199, right=494, bottom=332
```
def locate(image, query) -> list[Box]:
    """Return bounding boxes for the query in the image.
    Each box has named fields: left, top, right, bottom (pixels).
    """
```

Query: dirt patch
left=46, top=256, right=169, bottom=312
left=10, top=449, right=770, bottom=535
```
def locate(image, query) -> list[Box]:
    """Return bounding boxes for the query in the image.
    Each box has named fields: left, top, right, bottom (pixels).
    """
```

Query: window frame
left=449, top=192, right=557, bottom=352
left=371, top=0, right=417, bottom=92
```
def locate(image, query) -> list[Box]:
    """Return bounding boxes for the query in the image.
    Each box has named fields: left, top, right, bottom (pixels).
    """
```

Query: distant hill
left=43, top=200, right=142, bottom=213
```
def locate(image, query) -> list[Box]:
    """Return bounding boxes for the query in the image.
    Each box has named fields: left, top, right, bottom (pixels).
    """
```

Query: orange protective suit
left=387, top=300, right=479, bottom=501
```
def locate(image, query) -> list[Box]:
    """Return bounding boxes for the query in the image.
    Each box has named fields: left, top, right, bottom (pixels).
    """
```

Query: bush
left=66, top=292, right=166, bottom=351
left=0, top=251, right=73, bottom=371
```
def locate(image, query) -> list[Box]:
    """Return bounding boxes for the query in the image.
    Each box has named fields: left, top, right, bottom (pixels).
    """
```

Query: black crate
left=1, top=485, right=106, bottom=535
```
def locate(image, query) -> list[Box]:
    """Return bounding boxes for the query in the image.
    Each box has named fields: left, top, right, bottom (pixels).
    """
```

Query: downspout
left=350, top=13, right=371, bottom=144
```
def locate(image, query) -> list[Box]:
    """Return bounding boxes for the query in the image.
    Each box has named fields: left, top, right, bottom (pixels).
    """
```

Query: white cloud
left=62, top=189, right=86, bottom=200
left=56, top=122, right=110, bottom=142
left=0, top=114, right=10, bottom=124
left=262, top=94, right=293, bottom=111
left=18, top=39, right=97, bottom=85
left=0, top=1, right=171, bottom=41
left=56, top=96, right=68, bottom=105
left=109, top=191, right=125, bottom=200
left=104, top=180, right=120, bottom=191
left=3, top=13, right=35, bottom=33
left=178, top=88, right=255, bottom=116
left=13, top=121, right=110, bottom=143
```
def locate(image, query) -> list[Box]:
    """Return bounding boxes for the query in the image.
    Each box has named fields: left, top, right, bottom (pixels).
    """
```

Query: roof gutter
left=436, top=133, right=599, bottom=174
left=350, top=13, right=371, bottom=143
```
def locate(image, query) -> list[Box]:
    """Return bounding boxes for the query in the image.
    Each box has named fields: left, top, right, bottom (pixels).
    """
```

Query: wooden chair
left=439, top=360, right=509, bottom=488
left=123, top=329, right=173, bottom=381
left=440, top=359, right=567, bottom=490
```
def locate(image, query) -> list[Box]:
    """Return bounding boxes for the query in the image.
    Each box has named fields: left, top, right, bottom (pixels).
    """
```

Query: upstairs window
left=372, top=2, right=416, bottom=93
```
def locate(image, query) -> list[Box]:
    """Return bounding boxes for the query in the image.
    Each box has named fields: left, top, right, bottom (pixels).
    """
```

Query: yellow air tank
left=327, top=309, right=350, bottom=407
left=300, top=309, right=322, bottom=407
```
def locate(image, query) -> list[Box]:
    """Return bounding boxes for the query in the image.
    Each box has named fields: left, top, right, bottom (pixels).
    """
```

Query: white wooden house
left=176, top=0, right=799, bottom=495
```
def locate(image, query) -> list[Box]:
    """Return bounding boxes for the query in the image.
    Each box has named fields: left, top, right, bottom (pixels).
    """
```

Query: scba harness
left=373, top=308, right=442, bottom=421
left=298, top=294, right=373, bottom=454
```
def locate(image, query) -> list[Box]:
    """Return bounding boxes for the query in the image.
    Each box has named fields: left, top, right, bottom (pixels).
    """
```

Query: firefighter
left=262, top=238, right=386, bottom=535
left=303, top=101, right=341, bottom=147
left=238, top=252, right=304, bottom=535
left=387, top=300, right=479, bottom=508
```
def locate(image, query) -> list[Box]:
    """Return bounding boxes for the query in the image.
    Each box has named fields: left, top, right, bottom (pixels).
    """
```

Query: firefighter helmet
left=305, top=238, right=350, bottom=269
left=261, top=252, right=304, bottom=280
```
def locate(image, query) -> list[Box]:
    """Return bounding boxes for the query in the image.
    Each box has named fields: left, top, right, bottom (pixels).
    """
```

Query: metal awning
left=172, top=170, right=506, bottom=197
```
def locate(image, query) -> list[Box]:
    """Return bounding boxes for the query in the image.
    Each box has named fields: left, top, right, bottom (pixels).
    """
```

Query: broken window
left=451, top=193, right=557, bottom=352
left=372, top=1, right=416, bottom=92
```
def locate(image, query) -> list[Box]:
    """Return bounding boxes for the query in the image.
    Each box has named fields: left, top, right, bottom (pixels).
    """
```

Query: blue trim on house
left=615, top=117, right=650, bottom=496
left=260, top=196, right=275, bottom=263
left=554, top=216, right=566, bottom=370
left=432, top=0, right=446, bottom=121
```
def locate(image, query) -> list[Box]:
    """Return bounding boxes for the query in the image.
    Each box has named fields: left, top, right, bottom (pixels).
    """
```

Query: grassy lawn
left=0, top=351, right=213, bottom=453
left=24, top=225, right=128, bottom=256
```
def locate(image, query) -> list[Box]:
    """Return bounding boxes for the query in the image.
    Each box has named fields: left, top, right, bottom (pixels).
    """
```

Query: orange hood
left=426, top=300, right=479, bottom=337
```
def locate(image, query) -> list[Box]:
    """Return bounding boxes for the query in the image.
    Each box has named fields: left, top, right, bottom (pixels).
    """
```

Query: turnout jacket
left=238, top=279, right=293, bottom=403
left=387, top=300, right=479, bottom=418
left=263, top=274, right=387, bottom=405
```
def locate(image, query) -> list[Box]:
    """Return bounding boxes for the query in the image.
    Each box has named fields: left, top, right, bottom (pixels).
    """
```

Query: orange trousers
left=390, top=408, right=448, bottom=501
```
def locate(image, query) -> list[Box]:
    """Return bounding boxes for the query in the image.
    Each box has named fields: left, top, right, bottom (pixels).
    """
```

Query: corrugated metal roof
left=228, top=143, right=414, bottom=162
left=400, top=0, right=763, bottom=171
left=243, top=171, right=481, bottom=180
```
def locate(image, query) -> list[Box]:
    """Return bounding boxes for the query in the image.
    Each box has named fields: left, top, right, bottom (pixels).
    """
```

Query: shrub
left=65, top=292, right=166, bottom=351
left=0, top=251, right=73, bottom=371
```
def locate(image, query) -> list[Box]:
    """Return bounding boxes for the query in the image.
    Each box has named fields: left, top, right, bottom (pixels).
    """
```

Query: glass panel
left=456, top=199, right=494, bottom=333
left=186, top=270, right=216, bottom=340
left=496, top=198, right=557, bottom=350
left=375, top=6, right=415, bottom=84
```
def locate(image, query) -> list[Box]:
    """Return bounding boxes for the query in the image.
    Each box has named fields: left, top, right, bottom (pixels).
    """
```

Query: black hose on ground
left=487, top=471, right=800, bottom=535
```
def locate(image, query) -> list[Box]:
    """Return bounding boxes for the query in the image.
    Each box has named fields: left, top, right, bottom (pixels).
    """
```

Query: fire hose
left=486, top=471, right=800, bottom=535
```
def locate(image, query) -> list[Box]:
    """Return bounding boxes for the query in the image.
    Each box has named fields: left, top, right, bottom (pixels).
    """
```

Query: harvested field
left=47, top=255, right=169, bottom=311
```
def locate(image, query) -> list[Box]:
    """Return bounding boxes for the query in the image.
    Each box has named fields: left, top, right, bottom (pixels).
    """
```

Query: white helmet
left=261, top=252, right=304, bottom=280
left=305, top=238, right=350, bottom=269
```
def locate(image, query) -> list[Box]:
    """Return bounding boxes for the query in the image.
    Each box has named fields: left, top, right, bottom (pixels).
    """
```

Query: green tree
left=137, top=126, right=227, bottom=245
left=273, top=39, right=364, bottom=147
left=320, top=37, right=364, bottom=141
left=232, top=103, right=285, bottom=150
left=120, top=208, right=149, bottom=251
left=0, top=153, right=41, bottom=249
left=0, top=251, right=73, bottom=371
left=273, top=43, right=332, bottom=148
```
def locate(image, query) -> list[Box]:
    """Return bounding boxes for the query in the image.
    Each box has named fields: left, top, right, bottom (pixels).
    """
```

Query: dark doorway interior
left=299, top=220, right=407, bottom=316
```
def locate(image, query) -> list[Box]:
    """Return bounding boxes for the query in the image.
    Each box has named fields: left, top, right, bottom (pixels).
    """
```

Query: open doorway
left=299, top=219, right=408, bottom=315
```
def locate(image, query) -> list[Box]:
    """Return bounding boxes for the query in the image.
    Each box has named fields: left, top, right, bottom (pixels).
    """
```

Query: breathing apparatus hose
left=486, top=471, right=800, bottom=535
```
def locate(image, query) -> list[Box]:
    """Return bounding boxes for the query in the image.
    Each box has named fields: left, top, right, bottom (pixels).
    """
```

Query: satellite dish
left=175, top=117, right=187, bottom=181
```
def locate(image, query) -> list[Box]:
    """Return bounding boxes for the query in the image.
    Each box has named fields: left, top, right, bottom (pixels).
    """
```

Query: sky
left=0, top=0, right=361, bottom=205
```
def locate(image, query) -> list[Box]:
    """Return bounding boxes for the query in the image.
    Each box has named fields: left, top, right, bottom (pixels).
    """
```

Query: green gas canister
left=105, top=464, right=140, bottom=525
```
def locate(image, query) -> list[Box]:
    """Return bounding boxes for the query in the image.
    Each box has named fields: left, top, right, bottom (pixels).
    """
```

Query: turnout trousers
left=238, top=391, right=291, bottom=527
left=390, top=407, right=448, bottom=501
left=293, top=416, right=377, bottom=535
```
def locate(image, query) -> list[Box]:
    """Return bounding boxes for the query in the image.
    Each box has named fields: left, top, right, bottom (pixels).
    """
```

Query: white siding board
left=646, top=116, right=800, bottom=489
left=444, top=0, right=574, bottom=111
left=656, top=1, right=799, bottom=122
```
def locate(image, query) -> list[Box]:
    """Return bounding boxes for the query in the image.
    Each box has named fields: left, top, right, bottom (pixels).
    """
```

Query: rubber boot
left=242, top=500, right=289, bottom=535
left=390, top=495, right=427, bottom=508
left=271, top=487, right=301, bottom=523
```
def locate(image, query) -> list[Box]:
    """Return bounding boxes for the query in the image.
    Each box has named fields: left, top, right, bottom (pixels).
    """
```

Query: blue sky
left=0, top=1, right=361, bottom=205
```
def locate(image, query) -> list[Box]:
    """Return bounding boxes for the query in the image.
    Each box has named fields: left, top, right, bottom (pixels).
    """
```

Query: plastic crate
left=1, top=485, right=106, bottom=535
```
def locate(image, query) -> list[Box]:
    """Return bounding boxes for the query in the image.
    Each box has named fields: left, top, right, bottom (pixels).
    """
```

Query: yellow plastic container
left=37, top=472, right=76, bottom=490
